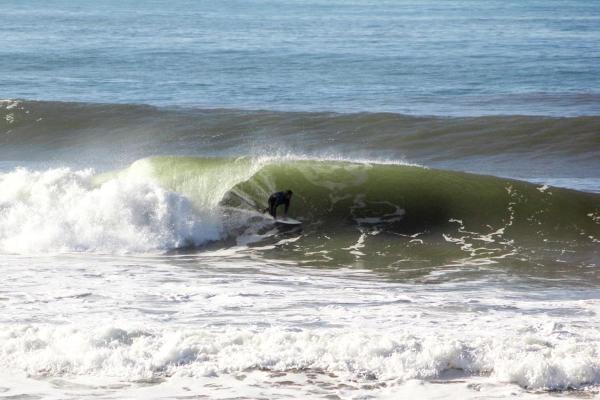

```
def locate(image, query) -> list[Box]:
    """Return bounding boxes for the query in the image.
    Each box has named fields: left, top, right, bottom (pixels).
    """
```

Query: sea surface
left=1, top=1, right=600, bottom=399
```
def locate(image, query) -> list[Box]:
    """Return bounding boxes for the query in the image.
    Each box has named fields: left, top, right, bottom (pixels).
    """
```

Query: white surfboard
left=267, top=216, right=302, bottom=225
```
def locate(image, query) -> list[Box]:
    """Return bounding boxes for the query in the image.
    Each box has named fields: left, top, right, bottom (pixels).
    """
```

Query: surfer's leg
left=268, top=198, right=276, bottom=218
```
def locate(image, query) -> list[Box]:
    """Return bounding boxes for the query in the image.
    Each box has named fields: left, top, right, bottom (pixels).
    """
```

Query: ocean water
left=1, top=0, right=600, bottom=115
left=1, top=1, right=600, bottom=399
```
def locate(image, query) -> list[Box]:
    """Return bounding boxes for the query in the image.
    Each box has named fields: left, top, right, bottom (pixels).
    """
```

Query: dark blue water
left=1, top=0, right=599, bottom=115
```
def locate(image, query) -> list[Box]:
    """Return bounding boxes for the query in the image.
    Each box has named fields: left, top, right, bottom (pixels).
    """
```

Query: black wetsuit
left=267, top=192, right=290, bottom=218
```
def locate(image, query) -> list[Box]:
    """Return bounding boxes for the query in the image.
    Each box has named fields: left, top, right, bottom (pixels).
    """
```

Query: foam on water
left=0, top=167, right=221, bottom=253
left=0, top=254, right=599, bottom=398
left=1, top=323, right=599, bottom=391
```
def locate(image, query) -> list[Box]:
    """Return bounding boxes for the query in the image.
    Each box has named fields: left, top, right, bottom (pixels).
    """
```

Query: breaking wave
left=0, top=156, right=598, bottom=264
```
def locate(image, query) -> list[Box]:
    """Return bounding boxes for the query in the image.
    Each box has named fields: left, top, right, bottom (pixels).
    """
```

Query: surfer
left=264, top=190, right=293, bottom=219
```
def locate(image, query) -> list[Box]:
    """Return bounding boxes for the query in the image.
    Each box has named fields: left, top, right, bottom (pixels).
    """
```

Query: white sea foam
left=0, top=168, right=222, bottom=253
left=1, top=317, right=599, bottom=394
left=0, top=251, right=598, bottom=399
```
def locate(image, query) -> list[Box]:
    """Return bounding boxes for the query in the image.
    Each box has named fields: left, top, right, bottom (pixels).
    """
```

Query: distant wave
left=1, top=100, right=599, bottom=171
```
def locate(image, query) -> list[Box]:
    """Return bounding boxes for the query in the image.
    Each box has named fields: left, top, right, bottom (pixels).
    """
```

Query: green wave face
left=222, top=159, right=600, bottom=272
left=96, top=156, right=264, bottom=209
left=227, top=160, right=597, bottom=234
left=111, top=157, right=600, bottom=274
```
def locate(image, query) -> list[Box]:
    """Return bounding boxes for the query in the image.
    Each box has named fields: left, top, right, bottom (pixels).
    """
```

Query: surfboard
left=268, top=216, right=302, bottom=225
